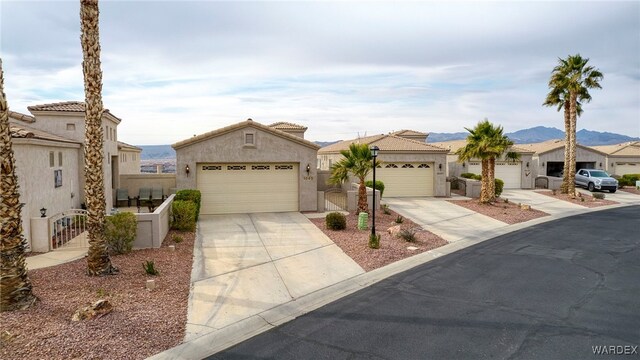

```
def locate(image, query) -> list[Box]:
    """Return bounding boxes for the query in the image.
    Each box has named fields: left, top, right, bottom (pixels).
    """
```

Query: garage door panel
left=369, top=163, right=434, bottom=197
left=468, top=161, right=521, bottom=189
left=615, top=163, right=638, bottom=176
left=197, top=163, right=298, bottom=214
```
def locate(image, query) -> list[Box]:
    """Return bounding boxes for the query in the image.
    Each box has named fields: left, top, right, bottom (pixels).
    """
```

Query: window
left=402, top=164, right=414, bottom=168
left=66, top=123, right=75, bottom=131
left=385, top=164, right=398, bottom=168
left=58, top=152, right=62, bottom=166
left=49, top=151, right=54, bottom=167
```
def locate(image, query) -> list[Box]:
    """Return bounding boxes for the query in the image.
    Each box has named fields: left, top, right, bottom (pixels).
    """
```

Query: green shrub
left=382, top=204, right=391, bottom=215
left=619, top=174, right=640, bottom=187
left=143, top=260, right=159, bottom=276
left=473, top=174, right=482, bottom=180
left=592, top=192, right=606, bottom=200
left=495, top=178, right=504, bottom=197
left=365, top=180, right=385, bottom=197
left=395, top=215, right=404, bottom=224
left=105, top=212, right=137, bottom=254
left=398, top=228, right=417, bottom=242
left=171, top=200, right=197, bottom=231
left=175, top=189, right=202, bottom=220
left=368, top=233, right=380, bottom=249
left=460, top=173, right=476, bottom=179
left=172, top=234, right=184, bottom=243
left=325, top=212, right=347, bottom=230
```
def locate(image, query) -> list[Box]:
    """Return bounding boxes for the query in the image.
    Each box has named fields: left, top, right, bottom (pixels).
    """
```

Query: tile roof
left=390, top=129, right=428, bottom=137
left=27, top=101, right=122, bottom=122
left=591, top=141, right=640, bottom=156
left=268, top=121, right=308, bottom=131
left=10, top=124, right=80, bottom=145
left=319, top=134, right=448, bottom=153
left=517, top=139, right=607, bottom=156
left=8, top=110, right=36, bottom=123
left=172, top=119, right=320, bottom=150
left=117, top=141, right=142, bottom=151
left=429, top=139, right=534, bottom=154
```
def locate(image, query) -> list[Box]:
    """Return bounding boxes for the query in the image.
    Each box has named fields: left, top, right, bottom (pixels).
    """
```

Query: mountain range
left=137, top=127, right=638, bottom=160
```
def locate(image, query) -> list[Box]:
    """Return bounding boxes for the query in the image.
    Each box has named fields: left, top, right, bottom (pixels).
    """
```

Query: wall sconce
left=40, top=207, right=47, bottom=218
left=611, top=163, right=615, bottom=167
left=541, top=162, right=545, bottom=167
left=526, top=162, right=530, bottom=168
left=185, top=164, right=190, bottom=176
left=438, top=163, right=442, bottom=170
left=306, top=164, right=311, bottom=175
left=462, top=162, right=466, bottom=168
left=599, top=162, right=603, bottom=168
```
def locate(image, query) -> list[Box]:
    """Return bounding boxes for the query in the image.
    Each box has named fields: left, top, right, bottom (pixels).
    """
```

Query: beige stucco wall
left=606, top=156, right=640, bottom=175
left=447, top=153, right=534, bottom=189
left=174, top=125, right=318, bottom=212
left=13, top=138, right=82, bottom=248
left=119, top=148, right=142, bottom=174
left=533, top=147, right=607, bottom=177
left=119, top=174, right=177, bottom=199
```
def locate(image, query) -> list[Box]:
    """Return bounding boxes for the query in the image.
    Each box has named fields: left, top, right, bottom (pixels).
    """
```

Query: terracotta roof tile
left=429, top=139, right=534, bottom=154
left=27, top=101, right=122, bottom=122
left=8, top=110, right=36, bottom=123
left=268, top=121, right=308, bottom=130
left=390, top=129, right=428, bottom=137
left=319, top=134, right=448, bottom=153
left=10, top=124, right=80, bottom=144
left=591, top=141, right=640, bottom=156
left=117, top=141, right=142, bottom=151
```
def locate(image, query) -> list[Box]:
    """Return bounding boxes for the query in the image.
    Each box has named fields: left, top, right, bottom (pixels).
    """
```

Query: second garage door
left=372, top=162, right=434, bottom=197
left=468, top=161, right=522, bottom=189
left=614, top=163, right=639, bottom=176
left=197, top=163, right=299, bottom=215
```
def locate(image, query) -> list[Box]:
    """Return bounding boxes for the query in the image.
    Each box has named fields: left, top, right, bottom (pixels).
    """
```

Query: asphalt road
left=209, top=206, right=640, bottom=360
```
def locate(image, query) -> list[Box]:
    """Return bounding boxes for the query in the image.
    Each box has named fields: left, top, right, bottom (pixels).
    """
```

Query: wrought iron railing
left=49, top=209, right=88, bottom=250
left=324, top=188, right=347, bottom=211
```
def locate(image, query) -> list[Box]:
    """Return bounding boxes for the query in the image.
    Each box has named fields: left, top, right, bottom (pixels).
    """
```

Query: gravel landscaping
left=310, top=210, right=447, bottom=272
left=535, top=190, right=618, bottom=207
left=619, top=187, right=640, bottom=195
left=0, top=230, right=195, bottom=360
left=447, top=198, right=549, bottom=224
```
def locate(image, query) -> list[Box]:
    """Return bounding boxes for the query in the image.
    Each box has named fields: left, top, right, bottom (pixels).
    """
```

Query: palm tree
left=546, top=55, right=602, bottom=198
left=81, top=0, right=117, bottom=275
left=0, top=60, right=37, bottom=311
left=329, top=143, right=374, bottom=213
left=457, top=120, right=516, bottom=203
left=544, top=66, right=590, bottom=194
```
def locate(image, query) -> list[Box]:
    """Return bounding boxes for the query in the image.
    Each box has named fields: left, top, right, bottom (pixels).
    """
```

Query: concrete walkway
left=184, top=212, right=364, bottom=341
left=26, top=248, right=87, bottom=270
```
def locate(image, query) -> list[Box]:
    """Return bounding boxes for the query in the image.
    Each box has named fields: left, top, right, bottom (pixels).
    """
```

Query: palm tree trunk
left=81, top=0, right=117, bottom=275
left=479, top=159, right=491, bottom=203
left=567, top=92, right=578, bottom=198
left=357, top=177, right=368, bottom=213
left=0, top=60, right=37, bottom=311
left=561, top=101, right=571, bottom=194
left=488, top=157, right=496, bottom=202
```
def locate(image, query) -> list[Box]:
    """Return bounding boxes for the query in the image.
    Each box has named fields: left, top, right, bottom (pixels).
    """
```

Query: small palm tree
left=81, top=0, right=117, bottom=275
left=0, top=59, right=37, bottom=311
left=457, top=120, right=516, bottom=203
left=546, top=55, right=602, bottom=197
left=329, top=143, right=374, bottom=213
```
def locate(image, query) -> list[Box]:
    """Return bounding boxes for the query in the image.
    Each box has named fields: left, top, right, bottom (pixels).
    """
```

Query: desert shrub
left=398, top=228, right=417, bottom=242
left=105, top=212, right=137, bottom=254
left=368, top=233, right=380, bottom=249
left=365, top=180, right=385, bottom=197
left=395, top=215, right=404, bottom=224
left=143, top=260, right=159, bottom=275
left=171, top=200, right=197, bottom=231
left=172, top=234, right=184, bottom=243
left=473, top=174, right=482, bottom=180
left=175, top=189, right=202, bottom=220
left=325, top=212, right=347, bottom=230
left=495, top=178, right=504, bottom=197
left=460, top=173, right=477, bottom=179
left=382, top=204, right=391, bottom=215
left=619, top=174, right=640, bottom=187
left=503, top=198, right=509, bottom=203
left=592, top=192, right=606, bottom=200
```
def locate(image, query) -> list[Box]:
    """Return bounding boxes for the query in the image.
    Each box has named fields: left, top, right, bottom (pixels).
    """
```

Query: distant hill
left=427, top=132, right=469, bottom=142
left=137, top=145, right=176, bottom=160
left=315, top=140, right=341, bottom=148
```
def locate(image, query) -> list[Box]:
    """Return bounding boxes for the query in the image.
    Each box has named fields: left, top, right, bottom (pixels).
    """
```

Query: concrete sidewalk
left=26, top=248, right=87, bottom=270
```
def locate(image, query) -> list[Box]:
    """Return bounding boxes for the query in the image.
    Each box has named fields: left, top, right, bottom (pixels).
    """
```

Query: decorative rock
left=71, top=299, right=113, bottom=321
left=168, top=245, right=176, bottom=251
left=146, top=279, right=156, bottom=291
left=520, top=204, right=531, bottom=210
left=387, top=225, right=402, bottom=237
left=407, top=246, right=419, bottom=251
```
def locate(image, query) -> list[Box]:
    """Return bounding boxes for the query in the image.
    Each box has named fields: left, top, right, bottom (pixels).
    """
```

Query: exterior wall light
left=526, top=162, right=530, bottom=168
left=306, top=163, right=311, bottom=175
left=185, top=164, right=190, bottom=176
left=438, top=163, right=442, bottom=170
left=40, top=207, right=47, bottom=218
left=462, top=162, right=466, bottom=168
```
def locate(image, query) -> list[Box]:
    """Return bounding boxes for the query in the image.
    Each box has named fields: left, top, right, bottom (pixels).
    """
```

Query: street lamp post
left=370, top=146, right=379, bottom=237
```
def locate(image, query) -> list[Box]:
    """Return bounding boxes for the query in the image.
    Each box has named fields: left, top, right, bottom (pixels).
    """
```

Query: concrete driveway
left=186, top=212, right=364, bottom=341
left=576, top=187, right=640, bottom=204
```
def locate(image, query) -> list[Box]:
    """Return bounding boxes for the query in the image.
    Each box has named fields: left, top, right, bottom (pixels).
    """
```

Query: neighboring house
left=118, top=141, right=142, bottom=174
left=390, top=129, right=429, bottom=142
left=172, top=119, right=320, bottom=215
left=429, top=140, right=535, bottom=189
left=268, top=121, right=308, bottom=139
left=318, top=133, right=449, bottom=197
left=590, top=141, right=640, bottom=176
left=518, top=139, right=607, bottom=178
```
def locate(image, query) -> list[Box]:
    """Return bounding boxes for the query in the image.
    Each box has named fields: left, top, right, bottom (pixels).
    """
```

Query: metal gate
left=535, top=176, right=549, bottom=189
left=452, top=178, right=467, bottom=196
left=49, top=209, right=88, bottom=250
left=324, top=188, right=347, bottom=211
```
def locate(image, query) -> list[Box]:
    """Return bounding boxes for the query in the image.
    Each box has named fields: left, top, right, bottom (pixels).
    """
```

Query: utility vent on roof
left=227, top=165, right=246, bottom=171
left=203, top=165, right=222, bottom=171
left=275, top=165, right=293, bottom=170
left=252, top=165, right=270, bottom=170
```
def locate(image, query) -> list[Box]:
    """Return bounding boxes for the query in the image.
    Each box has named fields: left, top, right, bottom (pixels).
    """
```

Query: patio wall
left=134, top=194, right=174, bottom=249
left=119, top=173, right=176, bottom=200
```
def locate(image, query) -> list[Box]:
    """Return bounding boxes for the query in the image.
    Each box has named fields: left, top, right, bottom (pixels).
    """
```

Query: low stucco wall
left=133, top=194, right=174, bottom=249
left=119, top=174, right=177, bottom=200
left=347, top=184, right=381, bottom=212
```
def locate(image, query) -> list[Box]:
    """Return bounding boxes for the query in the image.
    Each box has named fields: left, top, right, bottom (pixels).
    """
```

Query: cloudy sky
left=2, top=1, right=639, bottom=145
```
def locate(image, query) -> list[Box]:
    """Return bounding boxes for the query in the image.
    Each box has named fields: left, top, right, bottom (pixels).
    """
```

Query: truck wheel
left=587, top=183, right=595, bottom=192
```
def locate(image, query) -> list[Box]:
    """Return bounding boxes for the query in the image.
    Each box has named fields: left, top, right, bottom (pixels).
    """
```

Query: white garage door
left=371, top=163, right=434, bottom=197
left=197, top=163, right=298, bottom=214
left=468, top=161, right=522, bottom=189
left=615, top=163, right=639, bottom=176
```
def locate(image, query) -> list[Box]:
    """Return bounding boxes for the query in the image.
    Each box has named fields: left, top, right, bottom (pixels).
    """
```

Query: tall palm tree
left=0, top=60, right=37, bottom=311
left=329, top=143, right=374, bottom=213
left=544, top=67, right=589, bottom=194
left=457, top=120, right=516, bottom=203
left=546, top=55, right=603, bottom=197
left=81, top=0, right=117, bottom=275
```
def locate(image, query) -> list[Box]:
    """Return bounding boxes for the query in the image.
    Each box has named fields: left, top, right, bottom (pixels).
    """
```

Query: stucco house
left=172, top=119, right=320, bottom=215
left=590, top=141, right=640, bottom=176
left=429, top=139, right=535, bottom=189
left=318, top=133, right=449, bottom=197
left=118, top=141, right=142, bottom=174
left=518, top=139, right=607, bottom=178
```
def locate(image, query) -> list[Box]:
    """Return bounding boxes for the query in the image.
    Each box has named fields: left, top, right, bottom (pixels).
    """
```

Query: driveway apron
left=186, top=212, right=364, bottom=341
left=384, top=197, right=507, bottom=243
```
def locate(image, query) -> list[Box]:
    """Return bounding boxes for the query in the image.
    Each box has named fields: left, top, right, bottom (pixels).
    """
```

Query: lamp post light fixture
left=370, top=146, right=379, bottom=237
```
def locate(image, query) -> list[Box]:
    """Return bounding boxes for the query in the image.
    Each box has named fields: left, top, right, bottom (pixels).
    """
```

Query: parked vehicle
left=575, top=169, right=618, bottom=193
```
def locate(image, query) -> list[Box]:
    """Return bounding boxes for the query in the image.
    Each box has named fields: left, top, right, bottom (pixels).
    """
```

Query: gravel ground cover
left=535, top=190, right=618, bottom=207
left=619, top=187, right=640, bottom=195
left=447, top=198, right=549, bottom=224
left=0, top=230, right=195, bottom=360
